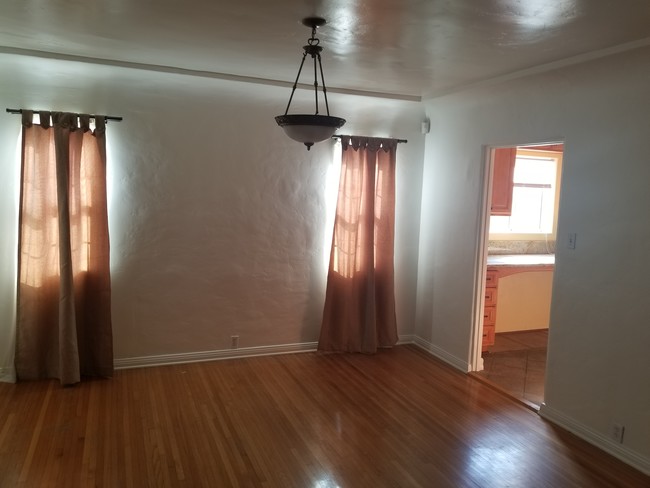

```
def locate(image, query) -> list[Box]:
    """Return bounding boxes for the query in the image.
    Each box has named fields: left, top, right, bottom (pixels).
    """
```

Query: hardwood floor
left=0, top=345, right=647, bottom=487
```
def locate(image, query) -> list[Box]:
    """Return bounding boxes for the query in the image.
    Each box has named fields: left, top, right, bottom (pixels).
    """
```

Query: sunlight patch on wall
left=0, top=132, right=22, bottom=383
left=322, top=141, right=342, bottom=272
left=105, top=130, right=123, bottom=273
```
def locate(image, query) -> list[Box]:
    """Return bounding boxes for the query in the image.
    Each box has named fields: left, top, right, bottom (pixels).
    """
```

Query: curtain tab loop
left=79, top=114, right=91, bottom=132
left=93, top=115, right=106, bottom=136
left=339, top=136, right=406, bottom=152
left=21, top=110, right=33, bottom=128
left=52, top=112, right=77, bottom=130
left=380, top=139, right=398, bottom=153
left=342, top=135, right=399, bottom=153
left=38, top=111, right=51, bottom=129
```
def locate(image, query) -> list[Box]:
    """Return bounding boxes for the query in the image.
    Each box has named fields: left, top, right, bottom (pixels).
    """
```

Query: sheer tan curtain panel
left=16, top=111, right=113, bottom=385
left=318, top=136, right=399, bottom=353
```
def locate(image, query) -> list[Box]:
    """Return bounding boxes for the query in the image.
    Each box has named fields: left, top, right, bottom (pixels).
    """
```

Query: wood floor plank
left=0, top=345, right=648, bottom=487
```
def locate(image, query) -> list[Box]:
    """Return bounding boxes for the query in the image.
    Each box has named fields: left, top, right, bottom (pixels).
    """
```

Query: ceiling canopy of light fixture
left=275, top=17, right=345, bottom=151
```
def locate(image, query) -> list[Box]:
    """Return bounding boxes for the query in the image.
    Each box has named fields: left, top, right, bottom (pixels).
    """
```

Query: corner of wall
left=413, top=335, right=470, bottom=372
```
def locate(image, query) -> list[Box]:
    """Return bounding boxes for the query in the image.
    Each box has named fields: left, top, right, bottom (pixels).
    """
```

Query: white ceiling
left=2, top=0, right=650, bottom=100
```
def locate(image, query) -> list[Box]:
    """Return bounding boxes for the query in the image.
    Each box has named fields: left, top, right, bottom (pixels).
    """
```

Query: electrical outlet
left=610, top=423, right=625, bottom=443
left=230, top=335, right=239, bottom=349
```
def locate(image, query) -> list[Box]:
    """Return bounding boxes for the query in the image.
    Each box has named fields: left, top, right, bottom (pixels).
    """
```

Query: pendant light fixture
left=275, top=17, right=345, bottom=150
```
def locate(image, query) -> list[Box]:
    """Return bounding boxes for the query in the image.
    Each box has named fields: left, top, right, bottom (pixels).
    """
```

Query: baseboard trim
left=114, top=342, right=319, bottom=370
left=0, top=366, right=16, bottom=384
left=115, top=334, right=419, bottom=371
left=397, top=334, right=415, bottom=345
left=412, top=336, right=470, bottom=372
left=539, top=404, right=650, bottom=476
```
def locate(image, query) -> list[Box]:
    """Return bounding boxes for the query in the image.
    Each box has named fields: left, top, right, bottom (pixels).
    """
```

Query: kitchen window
left=489, top=149, right=562, bottom=239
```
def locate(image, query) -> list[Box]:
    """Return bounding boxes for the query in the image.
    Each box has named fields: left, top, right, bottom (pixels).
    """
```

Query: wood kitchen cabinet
left=530, top=144, right=563, bottom=152
left=482, top=268, right=498, bottom=351
left=490, top=147, right=516, bottom=216
left=482, top=260, right=555, bottom=351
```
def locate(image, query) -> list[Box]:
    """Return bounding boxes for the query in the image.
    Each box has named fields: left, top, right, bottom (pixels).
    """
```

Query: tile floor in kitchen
left=477, top=329, right=548, bottom=409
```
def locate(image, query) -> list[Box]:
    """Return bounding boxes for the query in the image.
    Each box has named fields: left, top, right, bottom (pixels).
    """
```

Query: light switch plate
left=568, top=233, right=577, bottom=249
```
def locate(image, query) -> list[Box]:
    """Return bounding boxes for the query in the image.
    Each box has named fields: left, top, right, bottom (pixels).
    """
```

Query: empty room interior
left=0, top=1, right=649, bottom=486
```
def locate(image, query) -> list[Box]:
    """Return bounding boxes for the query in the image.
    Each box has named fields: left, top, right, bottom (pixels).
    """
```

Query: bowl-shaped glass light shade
left=275, top=114, right=346, bottom=149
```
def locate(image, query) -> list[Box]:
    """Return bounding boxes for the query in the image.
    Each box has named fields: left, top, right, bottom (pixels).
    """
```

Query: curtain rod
left=332, top=135, right=407, bottom=143
left=6, top=108, right=123, bottom=122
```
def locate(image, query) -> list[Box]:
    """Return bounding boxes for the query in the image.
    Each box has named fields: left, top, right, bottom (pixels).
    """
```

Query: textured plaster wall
left=0, top=102, right=20, bottom=382
left=0, top=52, right=424, bottom=371
left=418, top=47, right=650, bottom=466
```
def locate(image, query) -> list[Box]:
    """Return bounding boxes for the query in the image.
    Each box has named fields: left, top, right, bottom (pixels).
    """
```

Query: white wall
left=417, top=47, right=650, bottom=470
left=0, top=97, right=20, bottom=383
left=0, top=52, right=424, bottom=373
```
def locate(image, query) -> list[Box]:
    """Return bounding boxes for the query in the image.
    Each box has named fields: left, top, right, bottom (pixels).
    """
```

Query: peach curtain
left=16, top=111, right=113, bottom=385
left=318, top=136, right=399, bottom=353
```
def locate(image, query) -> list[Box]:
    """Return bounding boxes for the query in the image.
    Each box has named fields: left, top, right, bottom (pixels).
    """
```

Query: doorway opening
left=472, top=142, right=564, bottom=410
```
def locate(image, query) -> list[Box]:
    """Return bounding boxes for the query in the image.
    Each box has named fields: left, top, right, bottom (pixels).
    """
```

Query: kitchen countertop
left=487, top=254, right=555, bottom=267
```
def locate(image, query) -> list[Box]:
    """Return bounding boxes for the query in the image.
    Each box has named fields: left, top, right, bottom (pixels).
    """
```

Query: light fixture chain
left=313, top=54, right=319, bottom=115
left=317, top=54, right=331, bottom=116
left=284, top=51, right=309, bottom=116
